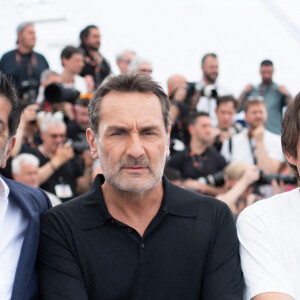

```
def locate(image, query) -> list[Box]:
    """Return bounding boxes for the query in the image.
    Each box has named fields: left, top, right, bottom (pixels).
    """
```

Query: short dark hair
left=0, top=72, right=22, bottom=137
left=188, top=111, right=210, bottom=125
left=75, top=97, right=89, bottom=107
left=79, top=25, right=98, bottom=48
left=281, top=93, right=300, bottom=176
left=260, top=59, right=273, bottom=68
left=61, top=46, right=83, bottom=62
left=243, top=97, right=266, bottom=112
left=88, top=74, right=170, bottom=134
left=216, top=95, right=238, bottom=110
left=201, top=53, right=217, bottom=65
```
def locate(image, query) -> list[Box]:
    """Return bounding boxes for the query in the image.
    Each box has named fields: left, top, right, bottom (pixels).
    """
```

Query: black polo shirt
left=38, top=175, right=243, bottom=299
left=167, top=147, right=227, bottom=179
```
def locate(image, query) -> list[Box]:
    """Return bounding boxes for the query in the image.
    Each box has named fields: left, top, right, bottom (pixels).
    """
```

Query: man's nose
left=126, top=134, right=145, bottom=158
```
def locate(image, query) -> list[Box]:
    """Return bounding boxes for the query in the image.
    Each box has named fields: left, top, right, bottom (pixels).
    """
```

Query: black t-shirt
left=79, top=48, right=111, bottom=89
left=167, top=147, right=227, bottom=179
left=26, top=147, right=84, bottom=202
left=67, top=120, right=85, bottom=142
left=0, top=49, right=49, bottom=97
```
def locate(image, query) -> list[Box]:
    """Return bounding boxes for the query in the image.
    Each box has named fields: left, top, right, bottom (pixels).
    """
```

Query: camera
left=20, top=79, right=39, bottom=106
left=200, top=85, right=218, bottom=98
left=256, top=171, right=297, bottom=185
left=64, top=138, right=90, bottom=154
left=198, top=170, right=225, bottom=187
left=44, top=83, right=80, bottom=104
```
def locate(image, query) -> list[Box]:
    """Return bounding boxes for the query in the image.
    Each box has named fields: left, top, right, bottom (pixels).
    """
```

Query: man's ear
left=285, top=151, right=297, bottom=166
left=1, top=136, right=16, bottom=169
left=86, top=128, right=99, bottom=159
left=166, top=126, right=171, bottom=158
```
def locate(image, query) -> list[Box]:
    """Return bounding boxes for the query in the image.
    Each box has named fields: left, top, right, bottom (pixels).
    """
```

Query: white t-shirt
left=221, top=128, right=285, bottom=164
left=237, top=188, right=300, bottom=299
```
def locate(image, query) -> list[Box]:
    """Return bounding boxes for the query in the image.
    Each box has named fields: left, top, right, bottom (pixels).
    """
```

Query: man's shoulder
left=0, top=49, right=15, bottom=60
left=238, top=188, right=300, bottom=225
left=2, top=176, right=51, bottom=213
left=33, top=51, right=48, bottom=62
left=264, top=128, right=281, bottom=139
left=166, top=180, right=232, bottom=221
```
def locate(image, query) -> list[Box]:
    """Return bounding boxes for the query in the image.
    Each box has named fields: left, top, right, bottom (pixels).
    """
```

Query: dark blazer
left=1, top=176, right=51, bottom=300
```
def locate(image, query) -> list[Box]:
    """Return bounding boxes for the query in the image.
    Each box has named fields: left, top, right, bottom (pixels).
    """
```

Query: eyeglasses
left=48, top=134, right=66, bottom=139
left=139, top=69, right=152, bottom=74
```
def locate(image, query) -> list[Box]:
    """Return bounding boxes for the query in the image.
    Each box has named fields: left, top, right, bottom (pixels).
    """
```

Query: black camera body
left=20, top=79, right=39, bottom=106
left=256, top=171, right=297, bottom=185
left=44, top=83, right=80, bottom=104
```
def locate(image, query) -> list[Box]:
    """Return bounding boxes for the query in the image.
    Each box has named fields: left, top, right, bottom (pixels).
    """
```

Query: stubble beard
left=97, top=142, right=165, bottom=195
left=0, top=139, right=10, bottom=167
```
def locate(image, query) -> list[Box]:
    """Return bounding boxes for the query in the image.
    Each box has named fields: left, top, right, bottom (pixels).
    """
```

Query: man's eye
left=111, top=131, right=125, bottom=136
left=143, top=131, right=155, bottom=136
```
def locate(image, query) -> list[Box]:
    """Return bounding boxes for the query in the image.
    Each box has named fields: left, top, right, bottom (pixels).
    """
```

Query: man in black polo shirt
left=0, top=22, right=49, bottom=103
left=37, top=74, right=243, bottom=299
left=167, top=112, right=227, bottom=195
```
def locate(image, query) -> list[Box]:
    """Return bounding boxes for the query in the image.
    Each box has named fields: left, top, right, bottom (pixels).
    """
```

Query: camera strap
left=15, top=49, right=38, bottom=77
left=248, top=133, right=257, bottom=165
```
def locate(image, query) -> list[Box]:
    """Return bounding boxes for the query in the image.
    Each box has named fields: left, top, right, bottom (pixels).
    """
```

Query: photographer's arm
left=254, top=126, right=281, bottom=173
left=38, top=142, right=74, bottom=185
left=216, top=167, right=260, bottom=213
left=76, top=150, right=94, bottom=194
left=170, top=84, right=187, bottom=124
left=11, top=104, right=39, bottom=157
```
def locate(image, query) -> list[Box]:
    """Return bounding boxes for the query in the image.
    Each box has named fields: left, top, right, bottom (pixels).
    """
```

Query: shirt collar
left=80, top=174, right=197, bottom=230
left=0, top=176, right=9, bottom=200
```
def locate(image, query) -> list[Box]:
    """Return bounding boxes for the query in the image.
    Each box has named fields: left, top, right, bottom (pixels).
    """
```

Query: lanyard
left=248, top=133, right=257, bottom=165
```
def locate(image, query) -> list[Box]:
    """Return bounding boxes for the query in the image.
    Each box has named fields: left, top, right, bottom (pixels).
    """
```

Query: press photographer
left=24, top=113, right=92, bottom=202
left=0, top=22, right=49, bottom=104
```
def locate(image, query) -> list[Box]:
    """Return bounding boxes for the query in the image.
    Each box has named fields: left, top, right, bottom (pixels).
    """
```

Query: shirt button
left=140, top=243, right=145, bottom=248
left=127, top=227, right=133, bottom=232
left=111, top=220, right=115, bottom=224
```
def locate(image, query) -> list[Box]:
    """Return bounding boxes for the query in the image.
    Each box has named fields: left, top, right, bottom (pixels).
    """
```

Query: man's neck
left=102, top=181, right=164, bottom=237
left=86, top=48, right=100, bottom=58
left=190, top=139, right=208, bottom=155
left=202, top=77, right=215, bottom=86
left=61, top=70, right=75, bottom=84
left=17, top=44, right=33, bottom=55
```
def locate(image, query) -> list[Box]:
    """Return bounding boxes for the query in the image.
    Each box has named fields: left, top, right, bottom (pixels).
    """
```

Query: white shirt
left=195, top=80, right=230, bottom=127
left=237, top=188, right=300, bottom=299
left=0, top=177, right=28, bottom=300
left=221, top=127, right=285, bottom=164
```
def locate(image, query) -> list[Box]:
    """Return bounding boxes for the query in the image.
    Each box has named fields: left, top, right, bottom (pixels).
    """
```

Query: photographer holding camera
left=167, top=112, right=227, bottom=196
left=25, top=114, right=90, bottom=202
left=0, top=22, right=49, bottom=104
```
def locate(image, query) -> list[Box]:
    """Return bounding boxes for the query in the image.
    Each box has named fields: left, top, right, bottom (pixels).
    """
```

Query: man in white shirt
left=195, top=53, right=230, bottom=127
left=0, top=72, right=50, bottom=300
left=237, top=93, right=300, bottom=300
left=221, top=97, right=284, bottom=174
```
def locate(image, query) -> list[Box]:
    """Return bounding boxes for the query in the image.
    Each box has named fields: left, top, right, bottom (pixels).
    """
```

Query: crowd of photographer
left=0, top=21, right=297, bottom=216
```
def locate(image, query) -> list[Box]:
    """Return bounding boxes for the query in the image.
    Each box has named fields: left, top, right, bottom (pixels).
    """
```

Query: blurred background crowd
left=1, top=2, right=299, bottom=218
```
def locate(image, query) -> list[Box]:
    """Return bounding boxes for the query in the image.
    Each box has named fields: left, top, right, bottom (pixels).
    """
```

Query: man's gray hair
left=127, top=56, right=152, bottom=73
left=88, top=73, right=170, bottom=135
left=40, top=69, right=59, bottom=84
left=116, top=49, right=136, bottom=62
left=17, top=21, right=34, bottom=34
left=40, top=113, right=66, bottom=133
left=12, top=153, right=40, bottom=175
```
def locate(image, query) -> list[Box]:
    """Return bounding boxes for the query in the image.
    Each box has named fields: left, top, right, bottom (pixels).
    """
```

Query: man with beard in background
left=79, top=25, right=111, bottom=89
